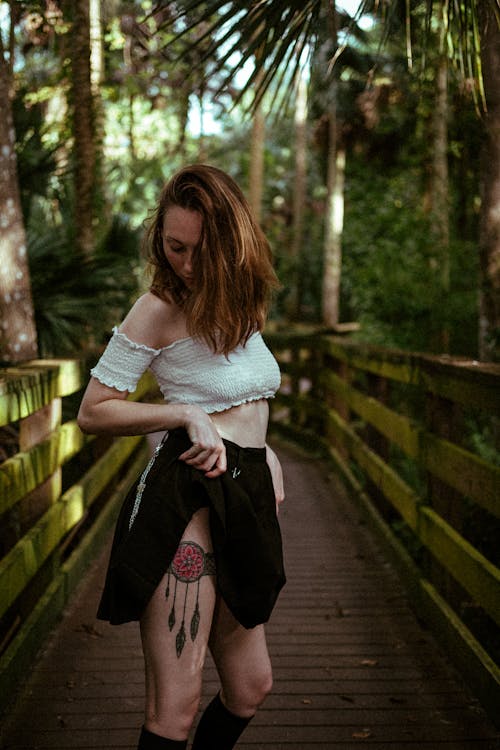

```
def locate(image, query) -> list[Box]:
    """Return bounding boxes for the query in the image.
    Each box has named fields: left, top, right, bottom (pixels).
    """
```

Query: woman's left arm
left=265, top=444, right=285, bottom=514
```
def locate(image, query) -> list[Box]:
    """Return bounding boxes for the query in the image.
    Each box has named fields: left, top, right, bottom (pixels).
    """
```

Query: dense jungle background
left=0, top=0, right=499, bottom=365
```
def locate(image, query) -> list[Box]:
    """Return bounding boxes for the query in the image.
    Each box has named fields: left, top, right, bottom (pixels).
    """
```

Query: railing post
left=308, top=340, right=325, bottom=436
left=19, top=398, right=62, bottom=531
left=364, top=373, right=390, bottom=461
left=424, top=391, right=464, bottom=605
left=363, top=373, right=395, bottom=522
left=290, top=344, right=302, bottom=428
left=324, top=345, right=351, bottom=460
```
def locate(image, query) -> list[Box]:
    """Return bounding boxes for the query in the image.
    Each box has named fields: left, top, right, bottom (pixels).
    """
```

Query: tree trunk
left=177, top=89, right=190, bottom=159
left=89, top=0, right=105, bottom=233
left=249, top=103, right=265, bottom=224
left=287, top=69, right=308, bottom=319
left=322, top=98, right=345, bottom=327
left=0, top=34, right=38, bottom=363
left=430, top=52, right=450, bottom=352
left=321, top=1, right=345, bottom=328
left=249, top=65, right=266, bottom=224
left=70, top=0, right=97, bottom=257
left=197, top=87, right=207, bottom=161
left=89, top=0, right=104, bottom=93
left=478, top=1, right=500, bottom=361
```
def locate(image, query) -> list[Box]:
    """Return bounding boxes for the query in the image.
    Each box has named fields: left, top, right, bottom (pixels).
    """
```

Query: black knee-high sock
left=191, top=693, right=253, bottom=750
left=137, top=726, right=187, bottom=749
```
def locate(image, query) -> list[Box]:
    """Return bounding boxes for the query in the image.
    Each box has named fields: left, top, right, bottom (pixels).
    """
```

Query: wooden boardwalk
left=1, top=441, right=499, bottom=750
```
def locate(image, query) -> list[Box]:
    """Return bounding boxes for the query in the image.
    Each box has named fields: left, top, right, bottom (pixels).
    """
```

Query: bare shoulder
left=119, top=292, right=182, bottom=349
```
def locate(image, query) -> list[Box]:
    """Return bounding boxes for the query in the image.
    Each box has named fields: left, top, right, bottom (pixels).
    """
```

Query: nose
left=183, top=250, right=194, bottom=276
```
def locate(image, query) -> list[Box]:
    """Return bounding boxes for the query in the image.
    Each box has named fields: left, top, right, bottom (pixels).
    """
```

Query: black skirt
left=97, top=429, right=286, bottom=628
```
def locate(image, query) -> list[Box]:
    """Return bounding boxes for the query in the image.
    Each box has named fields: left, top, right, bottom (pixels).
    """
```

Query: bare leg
left=140, top=508, right=216, bottom=741
left=191, top=598, right=273, bottom=749
left=209, top=597, right=273, bottom=716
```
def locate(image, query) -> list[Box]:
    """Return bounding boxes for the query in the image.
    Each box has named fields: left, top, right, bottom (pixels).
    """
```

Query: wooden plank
left=0, top=370, right=156, bottom=516
left=0, top=360, right=84, bottom=427
left=0, top=369, right=60, bottom=427
left=322, top=439, right=500, bottom=724
left=320, top=371, right=499, bottom=518
left=0, top=444, right=148, bottom=710
left=418, top=506, right=500, bottom=627
left=0, top=421, right=94, bottom=515
left=323, top=407, right=500, bottom=625
left=24, top=359, right=85, bottom=398
left=0, top=435, right=142, bottom=620
left=325, top=408, right=420, bottom=530
left=19, top=398, right=62, bottom=450
left=0, top=359, right=155, bottom=429
left=421, top=433, right=500, bottom=518
left=320, top=370, right=419, bottom=457
left=419, top=362, right=500, bottom=414
left=318, top=337, right=417, bottom=385
left=268, top=334, right=500, bottom=412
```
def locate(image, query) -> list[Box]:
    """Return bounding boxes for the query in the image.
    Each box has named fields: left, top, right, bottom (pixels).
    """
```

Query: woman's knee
left=223, top=664, right=273, bottom=716
left=145, top=686, right=201, bottom=738
left=252, top=664, right=273, bottom=706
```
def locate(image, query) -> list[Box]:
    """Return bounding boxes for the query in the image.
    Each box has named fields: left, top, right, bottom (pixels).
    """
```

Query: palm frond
left=147, top=0, right=322, bottom=114
left=28, top=218, right=141, bottom=357
left=148, top=0, right=490, bottom=119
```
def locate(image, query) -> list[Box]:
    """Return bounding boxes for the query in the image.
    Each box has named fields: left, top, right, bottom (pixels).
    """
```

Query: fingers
left=180, top=408, right=227, bottom=476
left=264, top=444, right=285, bottom=514
left=179, top=441, right=227, bottom=477
left=204, top=451, right=227, bottom=478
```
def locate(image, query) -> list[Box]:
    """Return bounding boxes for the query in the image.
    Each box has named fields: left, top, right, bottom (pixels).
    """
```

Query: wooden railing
left=266, top=331, right=500, bottom=719
left=1, top=338, right=498, bottom=718
left=0, top=359, right=156, bottom=707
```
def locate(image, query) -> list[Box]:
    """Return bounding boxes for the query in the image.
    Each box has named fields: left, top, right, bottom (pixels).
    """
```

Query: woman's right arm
left=77, top=378, right=194, bottom=436
left=77, top=293, right=226, bottom=476
left=77, top=380, right=226, bottom=477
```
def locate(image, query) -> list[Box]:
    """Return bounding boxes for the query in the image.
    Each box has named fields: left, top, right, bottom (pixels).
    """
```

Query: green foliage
left=3, top=0, right=491, bottom=363
left=341, top=151, right=479, bottom=357
left=28, top=210, right=141, bottom=357
left=12, top=90, right=61, bottom=223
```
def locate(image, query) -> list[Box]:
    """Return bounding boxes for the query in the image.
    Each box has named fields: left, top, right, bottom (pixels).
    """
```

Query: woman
left=77, top=164, right=286, bottom=750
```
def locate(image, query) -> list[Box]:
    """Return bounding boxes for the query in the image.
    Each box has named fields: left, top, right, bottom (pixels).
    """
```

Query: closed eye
left=165, top=237, right=186, bottom=253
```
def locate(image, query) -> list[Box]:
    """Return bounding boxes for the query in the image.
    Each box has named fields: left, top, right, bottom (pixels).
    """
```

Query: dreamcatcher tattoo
left=166, top=541, right=216, bottom=657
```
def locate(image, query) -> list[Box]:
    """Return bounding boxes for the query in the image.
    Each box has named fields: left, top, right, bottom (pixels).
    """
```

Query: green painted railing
left=265, top=331, right=500, bottom=720
left=0, top=359, right=157, bottom=708
left=1, top=337, right=499, bottom=721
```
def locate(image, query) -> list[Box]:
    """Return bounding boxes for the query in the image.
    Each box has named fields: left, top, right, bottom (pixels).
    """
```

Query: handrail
left=1, top=338, right=498, bottom=719
left=265, top=331, right=500, bottom=720
left=0, top=359, right=158, bottom=707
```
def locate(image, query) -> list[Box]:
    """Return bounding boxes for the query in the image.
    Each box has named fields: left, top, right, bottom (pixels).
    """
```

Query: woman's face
left=162, top=205, right=203, bottom=289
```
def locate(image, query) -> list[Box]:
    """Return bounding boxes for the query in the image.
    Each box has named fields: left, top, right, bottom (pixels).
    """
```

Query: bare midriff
left=209, top=398, right=269, bottom=448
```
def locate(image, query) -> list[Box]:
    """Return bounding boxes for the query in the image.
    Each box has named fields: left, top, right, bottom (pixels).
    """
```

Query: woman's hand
left=180, top=406, right=227, bottom=477
left=265, top=444, right=285, bottom=514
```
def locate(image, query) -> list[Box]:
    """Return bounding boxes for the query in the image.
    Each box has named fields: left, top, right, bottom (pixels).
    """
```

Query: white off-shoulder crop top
left=90, top=327, right=281, bottom=414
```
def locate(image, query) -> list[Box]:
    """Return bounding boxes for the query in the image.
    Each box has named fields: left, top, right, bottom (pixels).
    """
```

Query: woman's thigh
left=140, top=507, right=216, bottom=728
left=209, top=597, right=273, bottom=717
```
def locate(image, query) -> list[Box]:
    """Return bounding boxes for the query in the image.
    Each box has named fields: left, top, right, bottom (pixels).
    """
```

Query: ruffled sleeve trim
left=111, top=326, right=164, bottom=354
left=90, top=326, right=160, bottom=393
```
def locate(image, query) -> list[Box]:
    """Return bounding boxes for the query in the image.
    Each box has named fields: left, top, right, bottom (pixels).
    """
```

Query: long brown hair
left=145, top=164, right=279, bottom=355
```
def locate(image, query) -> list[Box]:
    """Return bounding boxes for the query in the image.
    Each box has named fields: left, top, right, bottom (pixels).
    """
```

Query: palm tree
left=154, top=0, right=499, bottom=356
left=65, top=0, right=104, bottom=257
left=477, top=1, right=500, bottom=361
left=156, top=0, right=349, bottom=325
left=72, top=0, right=97, bottom=256
left=0, top=11, right=38, bottom=363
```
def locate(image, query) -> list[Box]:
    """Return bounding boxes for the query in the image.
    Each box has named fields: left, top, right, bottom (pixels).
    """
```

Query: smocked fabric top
left=90, top=326, right=281, bottom=414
